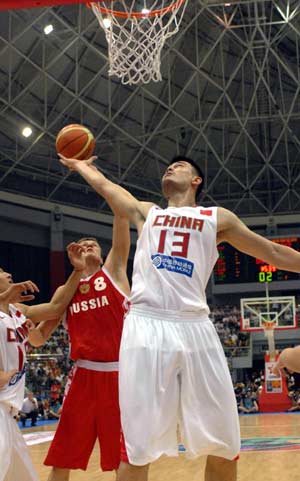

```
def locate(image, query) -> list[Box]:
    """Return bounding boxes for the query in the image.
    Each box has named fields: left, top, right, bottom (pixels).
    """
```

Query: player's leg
left=179, top=319, right=240, bottom=477
left=118, top=309, right=180, bottom=467
left=47, top=467, right=70, bottom=481
left=205, top=455, right=237, bottom=481
left=116, top=461, right=149, bottom=481
left=96, top=371, right=121, bottom=472
left=0, top=405, right=13, bottom=481
left=4, top=411, right=39, bottom=481
left=44, top=367, right=97, bottom=472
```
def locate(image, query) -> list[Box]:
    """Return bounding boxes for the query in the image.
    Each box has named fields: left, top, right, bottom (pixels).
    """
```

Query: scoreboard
left=213, top=237, right=300, bottom=284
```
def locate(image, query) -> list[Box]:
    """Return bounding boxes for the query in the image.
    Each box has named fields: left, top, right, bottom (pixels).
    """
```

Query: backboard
left=240, top=296, right=297, bottom=332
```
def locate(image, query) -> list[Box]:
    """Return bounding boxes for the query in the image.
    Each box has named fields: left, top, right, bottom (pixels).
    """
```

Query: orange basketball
left=56, top=124, right=95, bottom=160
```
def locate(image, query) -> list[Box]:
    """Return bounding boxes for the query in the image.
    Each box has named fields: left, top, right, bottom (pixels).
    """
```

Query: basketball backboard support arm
left=0, top=0, right=86, bottom=10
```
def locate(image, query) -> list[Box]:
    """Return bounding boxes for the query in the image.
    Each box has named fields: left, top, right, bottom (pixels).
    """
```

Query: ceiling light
left=22, top=127, right=33, bottom=138
left=44, top=24, right=54, bottom=35
left=103, top=18, right=111, bottom=28
left=141, top=8, right=150, bottom=14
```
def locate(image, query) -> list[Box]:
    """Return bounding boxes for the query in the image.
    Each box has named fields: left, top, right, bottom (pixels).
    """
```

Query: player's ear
left=192, top=176, right=202, bottom=189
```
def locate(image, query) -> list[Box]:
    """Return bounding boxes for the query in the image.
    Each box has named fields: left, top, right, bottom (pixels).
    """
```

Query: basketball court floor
left=27, top=413, right=300, bottom=481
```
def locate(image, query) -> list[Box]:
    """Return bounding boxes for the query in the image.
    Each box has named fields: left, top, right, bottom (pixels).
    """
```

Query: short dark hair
left=77, top=237, right=100, bottom=246
left=169, top=155, right=205, bottom=200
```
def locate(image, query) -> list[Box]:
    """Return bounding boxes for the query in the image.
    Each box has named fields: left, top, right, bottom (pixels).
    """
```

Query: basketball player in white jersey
left=0, top=242, right=86, bottom=481
left=59, top=153, right=300, bottom=481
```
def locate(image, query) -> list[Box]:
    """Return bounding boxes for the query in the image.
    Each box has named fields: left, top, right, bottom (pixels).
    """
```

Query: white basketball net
left=90, top=0, right=188, bottom=85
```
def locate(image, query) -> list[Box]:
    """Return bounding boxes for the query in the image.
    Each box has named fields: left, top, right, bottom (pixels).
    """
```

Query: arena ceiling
left=0, top=0, right=300, bottom=217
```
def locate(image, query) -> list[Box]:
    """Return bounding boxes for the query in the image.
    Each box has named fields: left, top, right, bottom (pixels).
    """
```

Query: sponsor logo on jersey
left=79, top=283, right=90, bottom=294
left=151, top=254, right=194, bottom=278
left=69, top=296, right=109, bottom=315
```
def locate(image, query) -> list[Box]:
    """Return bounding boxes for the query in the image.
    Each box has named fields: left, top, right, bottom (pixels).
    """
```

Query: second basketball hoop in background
left=56, top=124, right=95, bottom=160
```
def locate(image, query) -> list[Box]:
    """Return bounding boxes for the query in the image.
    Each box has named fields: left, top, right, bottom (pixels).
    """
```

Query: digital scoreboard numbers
left=213, top=237, right=300, bottom=284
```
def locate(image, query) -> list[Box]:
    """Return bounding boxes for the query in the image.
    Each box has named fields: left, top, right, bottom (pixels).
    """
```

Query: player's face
left=162, top=161, right=200, bottom=198
left=78, top=240, right=103, bottom=265
left=0, top=268, right=13, bottom=293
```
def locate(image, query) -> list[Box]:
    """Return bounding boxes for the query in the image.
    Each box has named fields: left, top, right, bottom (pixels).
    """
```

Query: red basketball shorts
left=44, top=364, right=121, bottom=471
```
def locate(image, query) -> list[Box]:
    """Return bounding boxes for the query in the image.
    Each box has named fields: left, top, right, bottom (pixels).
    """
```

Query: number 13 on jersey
left=157, top=230, right=190, bottom=258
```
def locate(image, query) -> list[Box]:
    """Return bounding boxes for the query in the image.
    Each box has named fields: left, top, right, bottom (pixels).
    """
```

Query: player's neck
left=0, top=302, right=9, bottom=315
left=81, top=260, right=102, bottom=279
left=167, top=191, right=197, bottom=208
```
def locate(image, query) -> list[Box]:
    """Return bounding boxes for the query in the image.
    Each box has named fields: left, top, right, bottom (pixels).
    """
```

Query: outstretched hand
left=0, top=369, right=18, bottom=389
left=272, top=350, right=293, bottom=377
left=58, top=153, right=98, bottom=171
left=272, top=357, right=286, bottom=377
left=67, top=242, right=87, bottom=272
left=25, top=319, right=35, bottom=331
left=272, top=347, right=297, bottom=377
left=0, top=281, right=39, bottom=304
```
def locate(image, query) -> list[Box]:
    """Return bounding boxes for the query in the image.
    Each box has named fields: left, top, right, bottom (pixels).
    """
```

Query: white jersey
left=0, top=305, right=28, bottom=411
left=130, top=205, right=219, bottom=314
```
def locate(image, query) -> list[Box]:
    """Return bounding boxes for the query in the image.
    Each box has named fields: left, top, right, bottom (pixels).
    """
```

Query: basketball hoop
left=261, top=319, right=276, bottom=331
left=88, top=0, right=188, bottom=85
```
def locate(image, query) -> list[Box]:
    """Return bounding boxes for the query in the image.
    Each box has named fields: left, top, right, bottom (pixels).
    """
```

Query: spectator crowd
left=19, top=303, right=299, bottom=423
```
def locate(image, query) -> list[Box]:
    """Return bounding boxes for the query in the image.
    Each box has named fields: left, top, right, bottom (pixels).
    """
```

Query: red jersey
left=65, top=267, right=127, bottom=362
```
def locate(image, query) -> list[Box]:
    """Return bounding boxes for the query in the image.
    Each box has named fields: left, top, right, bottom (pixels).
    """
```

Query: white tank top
left=130, top=205, right=219, bottom=314
left=0, top=305, right=28, bottom=410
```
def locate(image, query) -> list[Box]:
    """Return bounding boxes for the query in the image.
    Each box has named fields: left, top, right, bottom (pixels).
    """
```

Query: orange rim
left=87, top=0, right=185, bottom=18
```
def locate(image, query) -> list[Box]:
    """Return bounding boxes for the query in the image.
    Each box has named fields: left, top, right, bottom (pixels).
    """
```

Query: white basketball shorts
left=119, top=306, right=240, bottom=466
left=0, top=403, right=39, bottom=481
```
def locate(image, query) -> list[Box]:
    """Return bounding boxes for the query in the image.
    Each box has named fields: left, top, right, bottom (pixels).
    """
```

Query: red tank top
left=65, top=267, right=127, bottom=362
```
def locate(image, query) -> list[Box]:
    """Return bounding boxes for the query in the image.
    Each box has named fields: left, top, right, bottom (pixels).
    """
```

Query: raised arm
left=217, top=208, right=300, bottom=272
left=27, top=318, right=61, bottom=347
left=0, top=281, right=39, bottom=304
left=104, top=216, right=131, bottom=295
left=59, top=154, right=153, bottom=234
left=17, top=243, right=86, bottom=323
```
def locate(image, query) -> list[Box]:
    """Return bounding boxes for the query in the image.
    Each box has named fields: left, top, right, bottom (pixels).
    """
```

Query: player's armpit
left=137, top=201, right=155, bottom=222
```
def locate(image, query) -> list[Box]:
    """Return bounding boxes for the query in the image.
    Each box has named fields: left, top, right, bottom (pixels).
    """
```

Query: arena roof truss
left=0, top=0, right=299, bottom=218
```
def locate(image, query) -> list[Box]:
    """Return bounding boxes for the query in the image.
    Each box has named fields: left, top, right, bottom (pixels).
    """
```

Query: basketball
left=56, top=124, right=95, bottom=160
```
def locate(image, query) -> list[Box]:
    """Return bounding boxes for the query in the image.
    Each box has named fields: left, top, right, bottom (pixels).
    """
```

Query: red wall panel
left=0, top=0, right=86, bottom=10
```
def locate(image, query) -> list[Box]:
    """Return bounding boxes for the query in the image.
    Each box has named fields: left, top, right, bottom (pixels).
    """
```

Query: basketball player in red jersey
left=44, top=216, right=130, bottom=481
left=59, top=153, right=300, bottom=481
left=0, top=243, right=87, bottom=481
